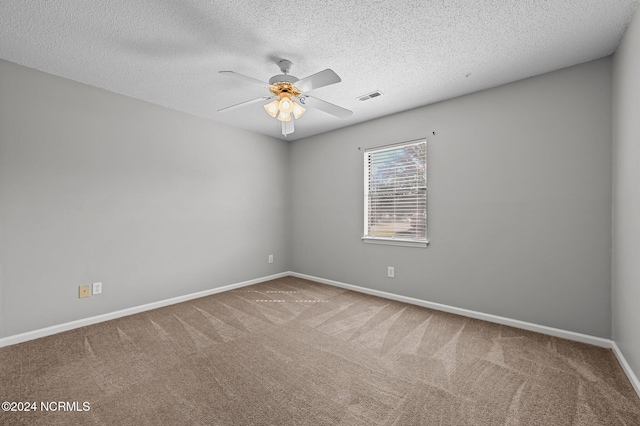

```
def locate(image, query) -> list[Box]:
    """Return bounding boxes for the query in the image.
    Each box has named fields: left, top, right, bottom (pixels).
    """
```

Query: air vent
left=357, top=90, right=383, bottom=101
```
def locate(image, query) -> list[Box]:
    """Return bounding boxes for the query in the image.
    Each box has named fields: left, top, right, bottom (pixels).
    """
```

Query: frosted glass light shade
left=277, top=111, right=291, bottom=122
left=278, top=95, right=294, bottom=113
left=264, top=99, right=279, bottom=117
left=292, top=102, right=306, bottom=119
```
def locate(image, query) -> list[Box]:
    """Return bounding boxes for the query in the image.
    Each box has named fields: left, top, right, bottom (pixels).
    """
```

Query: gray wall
left=0, top=60, right=291, bottom=338
left=290, top=58, right=613, bottom=338
left=613, top=9, right=640, bottom=377
left=0, top=56, right=617, bottom=341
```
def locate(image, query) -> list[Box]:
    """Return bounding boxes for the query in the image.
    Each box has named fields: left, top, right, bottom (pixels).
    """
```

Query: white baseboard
left=289, top=272, right=613, bottom=348
left=0, top=272, right=288, bottom=348
left=611, top=341, right=640, bottom=397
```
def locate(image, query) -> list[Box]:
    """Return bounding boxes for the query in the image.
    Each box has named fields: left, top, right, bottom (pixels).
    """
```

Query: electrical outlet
left=92, top=282, right=102, bottom=295
left=387, top=266, right=395, bottom=278
left=79, top=285, right=90, bottom=298
left=268, top=254, right=274, bottom=264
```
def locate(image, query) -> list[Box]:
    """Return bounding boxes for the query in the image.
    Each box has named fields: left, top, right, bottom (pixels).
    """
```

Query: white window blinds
left=363, top=139, right=427, bottom=247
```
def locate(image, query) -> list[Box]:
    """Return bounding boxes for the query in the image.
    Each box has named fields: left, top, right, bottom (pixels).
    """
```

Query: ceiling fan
left=218, top=59, right=353, bottom=136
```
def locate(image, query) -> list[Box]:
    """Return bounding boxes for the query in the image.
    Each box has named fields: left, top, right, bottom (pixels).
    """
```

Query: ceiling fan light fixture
left=264, top=99, right=279, bottom=117
left=292, top=101, right=306, bottom=119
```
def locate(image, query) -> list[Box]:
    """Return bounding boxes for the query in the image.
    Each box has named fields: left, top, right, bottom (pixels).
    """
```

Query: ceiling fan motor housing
left=269, top=74, right=299, bottom=85
left=268, top=81, right=302, bottom=98
left=269, top=59, right=299, bottom=86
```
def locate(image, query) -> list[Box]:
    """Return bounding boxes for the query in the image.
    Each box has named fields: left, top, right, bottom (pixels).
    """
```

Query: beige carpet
left=1, top=276, right=639, bottom=425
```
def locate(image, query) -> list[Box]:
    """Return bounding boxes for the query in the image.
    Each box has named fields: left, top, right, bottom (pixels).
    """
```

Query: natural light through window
left=363, top=139, right=427, bottom=247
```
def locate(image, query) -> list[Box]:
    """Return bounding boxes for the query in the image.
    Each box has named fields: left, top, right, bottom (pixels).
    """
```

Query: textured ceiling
left=1, top=0, right=638, bottom=141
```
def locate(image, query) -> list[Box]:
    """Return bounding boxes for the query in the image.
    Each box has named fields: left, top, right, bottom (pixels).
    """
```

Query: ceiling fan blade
left=301, top=95, right=353, bottom=119
left=295, top=69, right=341, bottom=93
left=219, top=71, right=270, bottom=88
left=217, top=96, right=273, bottom=113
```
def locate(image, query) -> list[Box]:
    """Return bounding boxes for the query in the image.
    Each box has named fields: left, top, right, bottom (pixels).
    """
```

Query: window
left=363, top=139, right=427, bottom=247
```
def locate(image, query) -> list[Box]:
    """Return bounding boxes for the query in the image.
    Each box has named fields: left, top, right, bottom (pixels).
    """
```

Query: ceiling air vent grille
left=357, top=90, right=383, bottom=101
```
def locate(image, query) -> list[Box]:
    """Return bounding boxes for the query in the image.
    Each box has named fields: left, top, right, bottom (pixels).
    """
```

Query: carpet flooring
left=1, top=276, right=639, bottom=425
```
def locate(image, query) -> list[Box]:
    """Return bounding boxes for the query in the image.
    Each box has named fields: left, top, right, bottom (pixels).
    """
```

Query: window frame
left=362, top=138, right=428, bottom=248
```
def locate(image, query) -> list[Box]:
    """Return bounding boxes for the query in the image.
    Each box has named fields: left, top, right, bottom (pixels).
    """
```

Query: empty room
left=2, top=1, right=640, bottom=424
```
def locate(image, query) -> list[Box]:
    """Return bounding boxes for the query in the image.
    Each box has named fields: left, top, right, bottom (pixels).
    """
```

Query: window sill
left=361, top=236, right=429, bottom=248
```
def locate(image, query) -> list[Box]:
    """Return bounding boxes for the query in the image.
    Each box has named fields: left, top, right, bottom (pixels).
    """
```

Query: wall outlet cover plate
left=387, top=267, right=395, bottom=278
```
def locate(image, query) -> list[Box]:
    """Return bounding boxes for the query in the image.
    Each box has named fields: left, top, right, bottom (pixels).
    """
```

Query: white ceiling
left=1, top=0, right=638, bottom=141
